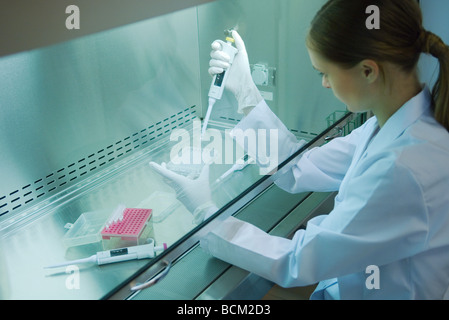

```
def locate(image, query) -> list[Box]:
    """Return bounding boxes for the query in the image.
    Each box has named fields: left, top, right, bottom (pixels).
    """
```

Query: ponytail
left=420, top=31, right=449, bottom=131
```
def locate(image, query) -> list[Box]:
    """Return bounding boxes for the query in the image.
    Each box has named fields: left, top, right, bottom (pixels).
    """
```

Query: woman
left=153, top=0, right=449, bottom=299
left=202, top=0, right=449, bottom=300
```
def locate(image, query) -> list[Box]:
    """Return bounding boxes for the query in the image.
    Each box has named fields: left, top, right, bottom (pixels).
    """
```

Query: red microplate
left=101, top=208, right=152, bottom=241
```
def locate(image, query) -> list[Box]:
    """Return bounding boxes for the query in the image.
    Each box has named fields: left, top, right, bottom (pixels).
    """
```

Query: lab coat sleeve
left=231, top=100, right=363, bottom=193
left=200, top=154, right=429, bottom=288
left=274, top=132, right=361, bottom=193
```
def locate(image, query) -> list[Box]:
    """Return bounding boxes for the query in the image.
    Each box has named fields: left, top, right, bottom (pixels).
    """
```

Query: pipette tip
left=44, top=255, right=97, bottom=269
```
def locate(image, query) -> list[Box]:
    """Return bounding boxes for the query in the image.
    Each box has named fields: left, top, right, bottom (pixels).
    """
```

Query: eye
left=319, top=72, right=327, bottom=78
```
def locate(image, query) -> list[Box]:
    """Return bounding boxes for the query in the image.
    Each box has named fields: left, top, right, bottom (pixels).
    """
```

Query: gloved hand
left=209, top=30, right=263, bottom=114
left=149, top=162, right=218, bottom=224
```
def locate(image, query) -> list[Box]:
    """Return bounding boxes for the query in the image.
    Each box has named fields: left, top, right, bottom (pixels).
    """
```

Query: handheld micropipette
left=44, top=240, right=167, bottom=269
left=201, top=29, right=239, bottom=138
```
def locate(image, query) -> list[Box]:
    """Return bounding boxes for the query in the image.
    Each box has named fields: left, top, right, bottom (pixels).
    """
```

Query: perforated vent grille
left=0, top=106, right=197, bottom=217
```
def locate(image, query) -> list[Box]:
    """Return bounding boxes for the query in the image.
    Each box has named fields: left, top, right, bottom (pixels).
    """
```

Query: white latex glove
left=149, top=162, right=218, bottom=224
left=209, top=30, right=263, bottom=114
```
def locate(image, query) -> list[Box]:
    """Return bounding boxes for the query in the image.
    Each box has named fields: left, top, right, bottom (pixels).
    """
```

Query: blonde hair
left=307, top=0, right=449, bottom=130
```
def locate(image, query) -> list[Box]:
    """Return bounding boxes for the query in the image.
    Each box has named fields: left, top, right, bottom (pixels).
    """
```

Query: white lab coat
left=200, top=87, right=449, bottom=299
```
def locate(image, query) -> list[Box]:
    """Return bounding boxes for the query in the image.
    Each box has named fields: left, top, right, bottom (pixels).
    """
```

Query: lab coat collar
left=367, top=86, right=432, bottom=153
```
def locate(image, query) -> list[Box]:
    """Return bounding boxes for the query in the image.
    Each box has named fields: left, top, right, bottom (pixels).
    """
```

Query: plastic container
left=62, top=211, right=106, bottom=248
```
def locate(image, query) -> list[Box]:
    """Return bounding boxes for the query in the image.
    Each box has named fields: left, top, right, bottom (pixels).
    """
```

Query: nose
left=322, top=76, right=331, bottom=89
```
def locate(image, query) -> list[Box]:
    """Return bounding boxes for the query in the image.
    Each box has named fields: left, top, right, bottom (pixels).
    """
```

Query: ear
left=360, top=59, right=379, bottom=84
